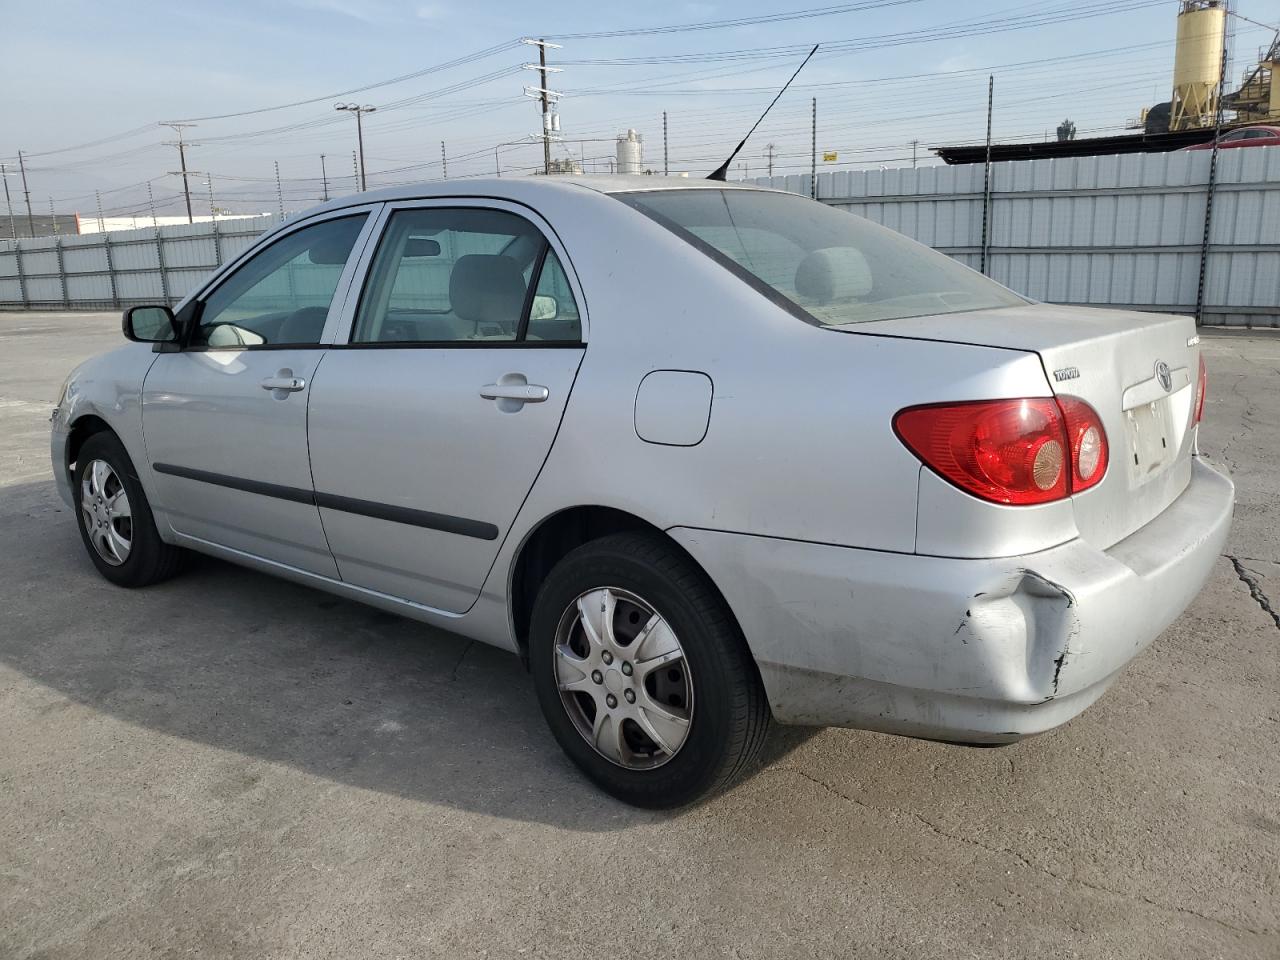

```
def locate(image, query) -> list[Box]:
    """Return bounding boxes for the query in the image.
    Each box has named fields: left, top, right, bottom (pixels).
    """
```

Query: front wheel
left=529, top=532, right=771, bottom=808
left=73, top=431, right=185, bottom=588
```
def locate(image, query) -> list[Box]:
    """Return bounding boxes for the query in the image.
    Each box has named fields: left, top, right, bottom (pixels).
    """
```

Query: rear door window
left=351, top=208, right=580, bottom=344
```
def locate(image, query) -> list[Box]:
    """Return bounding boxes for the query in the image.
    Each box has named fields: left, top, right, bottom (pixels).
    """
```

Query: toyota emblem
left=1155, top=360, right=1172, bottom=393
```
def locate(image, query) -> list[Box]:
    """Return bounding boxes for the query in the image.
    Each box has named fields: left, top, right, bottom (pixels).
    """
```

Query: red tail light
left=1194, top=353, right=1207, bottom=424
left=893, top=396, right=1108, bottom=506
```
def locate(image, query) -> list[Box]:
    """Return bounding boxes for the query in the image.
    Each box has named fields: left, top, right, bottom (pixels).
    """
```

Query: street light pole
left=335, top=103, right=376, bottom=191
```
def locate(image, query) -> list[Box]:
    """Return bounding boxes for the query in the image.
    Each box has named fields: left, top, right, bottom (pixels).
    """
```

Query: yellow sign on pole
left=822, top=151, right=838, bottom=162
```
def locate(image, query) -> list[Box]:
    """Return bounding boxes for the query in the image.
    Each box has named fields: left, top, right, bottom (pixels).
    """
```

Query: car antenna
left=706, top=43, right=819, bottom=182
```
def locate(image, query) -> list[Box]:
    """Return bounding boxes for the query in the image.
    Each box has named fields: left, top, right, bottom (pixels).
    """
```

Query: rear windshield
left=617, top=188, right=1025, bottom=326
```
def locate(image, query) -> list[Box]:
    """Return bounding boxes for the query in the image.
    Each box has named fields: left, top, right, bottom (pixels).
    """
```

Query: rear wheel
left=529, top=532, right=771, bottom=807
left=73, top=432, right=184, bottom=587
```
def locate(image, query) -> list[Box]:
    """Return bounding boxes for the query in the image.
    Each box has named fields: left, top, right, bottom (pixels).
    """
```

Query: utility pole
left=1, top=164, right=16, bottom=239
left=495, top=145, right=501, bottom=177
left=441, top=141, right=448, bottom=179
left=522, top=38, right=563, bottom=176
left=274, top=161, right=285, bottom=220
left=912, top=140, right=919, bottom=169
left=49, top=199, right=59, bottom=235
left=335, top=103, right=376, bottom=191
left=810, top=98, right=817, bottom=199
left=663, top=111, right=669, bottom=176
left=17, top=150, right=34, bottom=237
left=320, top=154, right=329, bottom=202
left=980, top=75, right=994, bottom=276
left=95, top=190, right=105, bottom=233
left=352, top=151, right=359, bottom=190
left=539, top=41, right=551, bottom=175
left=159, top=122, right=197, bottom=224
left=765, top=142, right=776, bottom=178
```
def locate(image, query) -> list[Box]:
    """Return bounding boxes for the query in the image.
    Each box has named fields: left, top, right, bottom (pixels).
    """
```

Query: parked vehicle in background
left=1183, top=125, right=1280, bottom=149
left=50, top=176, right=1233, bottom=807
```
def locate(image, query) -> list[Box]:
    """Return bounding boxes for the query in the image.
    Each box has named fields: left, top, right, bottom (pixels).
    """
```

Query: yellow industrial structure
left=1132, top=1, right=1280, bottom=134
left=1170, top=0, right=1228, bottom=130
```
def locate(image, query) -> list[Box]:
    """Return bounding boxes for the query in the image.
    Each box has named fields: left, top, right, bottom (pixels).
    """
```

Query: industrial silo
left=1170, top=0, right=1227, bottom=130
left=616, top=129, right=644, bottom=175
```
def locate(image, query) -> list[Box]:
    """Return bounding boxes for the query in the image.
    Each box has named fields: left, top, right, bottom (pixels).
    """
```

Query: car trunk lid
left=853, top=303, right=1199, bottom=550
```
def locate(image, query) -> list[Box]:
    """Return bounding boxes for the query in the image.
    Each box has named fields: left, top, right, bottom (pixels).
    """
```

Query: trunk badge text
left=1155, top=360, right=1173, bottom=393
left=1053, top=366, right=1081, bottom=382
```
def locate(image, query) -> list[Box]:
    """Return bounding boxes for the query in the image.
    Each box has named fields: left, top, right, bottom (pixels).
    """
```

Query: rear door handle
left=480, top=383, right=549, bottom=403
left=260, top=376, right=307, bottom=392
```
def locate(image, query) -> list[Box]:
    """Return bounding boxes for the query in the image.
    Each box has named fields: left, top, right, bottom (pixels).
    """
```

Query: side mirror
left=530, top=294, right=558, bottom=321
left=122, top=305, right=179, bottom=344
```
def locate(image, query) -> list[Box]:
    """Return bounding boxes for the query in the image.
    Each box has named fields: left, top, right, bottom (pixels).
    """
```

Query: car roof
left=298, top=174, right=777, bottom=219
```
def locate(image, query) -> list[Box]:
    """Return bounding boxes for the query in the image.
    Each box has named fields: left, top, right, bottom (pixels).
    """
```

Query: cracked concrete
left=1229, top=556, right=1280, bottom=630
left=2, top=315, right=1278, bottom=960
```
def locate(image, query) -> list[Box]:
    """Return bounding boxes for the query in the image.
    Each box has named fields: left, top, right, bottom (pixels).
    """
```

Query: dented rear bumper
left=670, top=458, right=1234, bottom=743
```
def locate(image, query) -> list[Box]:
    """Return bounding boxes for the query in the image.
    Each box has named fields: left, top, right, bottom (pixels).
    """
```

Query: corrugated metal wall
left=3, top=149, right=1277, bottom=326
left=0, top=216, right=276, bottom=310
left=753, top=147, right=1280, bottom=327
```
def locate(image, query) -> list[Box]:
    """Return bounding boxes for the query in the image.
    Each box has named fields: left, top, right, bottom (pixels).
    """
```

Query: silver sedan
left=50, top=176, right=1234, bottom=807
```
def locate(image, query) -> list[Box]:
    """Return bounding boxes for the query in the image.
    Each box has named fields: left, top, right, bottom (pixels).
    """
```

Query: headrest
left=449, top=254, right=527, bottom=325
left=794, top=247, right=873, bottom=304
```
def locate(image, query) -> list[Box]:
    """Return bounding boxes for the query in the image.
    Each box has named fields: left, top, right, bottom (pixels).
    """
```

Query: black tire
left=530, top=532, right=771, bottom=808
left=73, top=431, right=185, bottom=588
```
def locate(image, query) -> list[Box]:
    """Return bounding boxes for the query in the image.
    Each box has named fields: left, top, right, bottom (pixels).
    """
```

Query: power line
left=548, top=0, right=926, bottom=39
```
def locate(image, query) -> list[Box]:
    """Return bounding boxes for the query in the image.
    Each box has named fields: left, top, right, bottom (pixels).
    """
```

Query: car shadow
left=0, top=479, right=817, bottom=832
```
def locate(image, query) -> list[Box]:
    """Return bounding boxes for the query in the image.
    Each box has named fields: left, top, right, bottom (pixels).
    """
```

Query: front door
left=142, top=210, right=375, bottom=576
left=307, top=202, right=586, bottom=612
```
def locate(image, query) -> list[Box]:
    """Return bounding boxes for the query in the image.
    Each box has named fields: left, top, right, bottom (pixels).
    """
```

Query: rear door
left=142, top=209, right=377, bottom=575
left=306, top=200, right=586, bottom=613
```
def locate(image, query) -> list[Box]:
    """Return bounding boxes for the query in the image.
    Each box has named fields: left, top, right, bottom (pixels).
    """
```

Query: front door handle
left=260, top=376, right=307, bottom=393
left=480, top=383, right=549, bottom=403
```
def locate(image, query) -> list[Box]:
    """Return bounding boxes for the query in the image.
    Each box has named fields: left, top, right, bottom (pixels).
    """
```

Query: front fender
left=53, top=344, right=160, bottom=514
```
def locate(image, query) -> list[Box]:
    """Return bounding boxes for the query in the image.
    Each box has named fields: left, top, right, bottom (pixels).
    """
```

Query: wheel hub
left=80, top=459, right=133, bottom=567
left=553, top=586, right=694, bottom=770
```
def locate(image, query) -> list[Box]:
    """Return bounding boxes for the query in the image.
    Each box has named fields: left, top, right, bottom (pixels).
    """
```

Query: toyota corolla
left=50, top=176, right=1234, bottom=807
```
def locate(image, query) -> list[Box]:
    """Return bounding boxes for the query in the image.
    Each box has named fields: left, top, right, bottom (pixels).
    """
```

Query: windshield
left=617, top=188, right=1026, bottom=326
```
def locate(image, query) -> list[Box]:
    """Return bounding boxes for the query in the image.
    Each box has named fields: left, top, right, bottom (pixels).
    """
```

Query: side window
left=527, top=250, right=582, bottom=342
left=193, top=214, right=367, bottom=348
left=353, top=208, right=564, bottom=344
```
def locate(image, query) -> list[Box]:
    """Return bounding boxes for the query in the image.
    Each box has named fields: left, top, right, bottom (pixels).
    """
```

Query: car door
left=142, top=208, right=378, bottom=576
left=306, top=201, right=586, bottom=613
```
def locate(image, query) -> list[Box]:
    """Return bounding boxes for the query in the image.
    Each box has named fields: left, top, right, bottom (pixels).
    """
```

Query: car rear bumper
left=670, top=457, right=1234, bottom=743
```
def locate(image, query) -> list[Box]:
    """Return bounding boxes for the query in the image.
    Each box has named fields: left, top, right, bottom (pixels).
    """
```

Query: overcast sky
left=1, top=0, right=1273, bottom=218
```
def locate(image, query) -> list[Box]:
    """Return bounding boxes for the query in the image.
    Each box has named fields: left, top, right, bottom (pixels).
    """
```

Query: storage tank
left=616, top=129, right=644, bottom=175
left=1170, top=0, right=1227, bottom=130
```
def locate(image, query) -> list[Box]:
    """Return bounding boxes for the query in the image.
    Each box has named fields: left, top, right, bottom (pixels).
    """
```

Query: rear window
left=617, top=188, right=1025, bottom=326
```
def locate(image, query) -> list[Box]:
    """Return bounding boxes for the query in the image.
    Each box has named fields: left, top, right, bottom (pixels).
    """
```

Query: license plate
left=1125, top=399, right=1175, bottom=485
